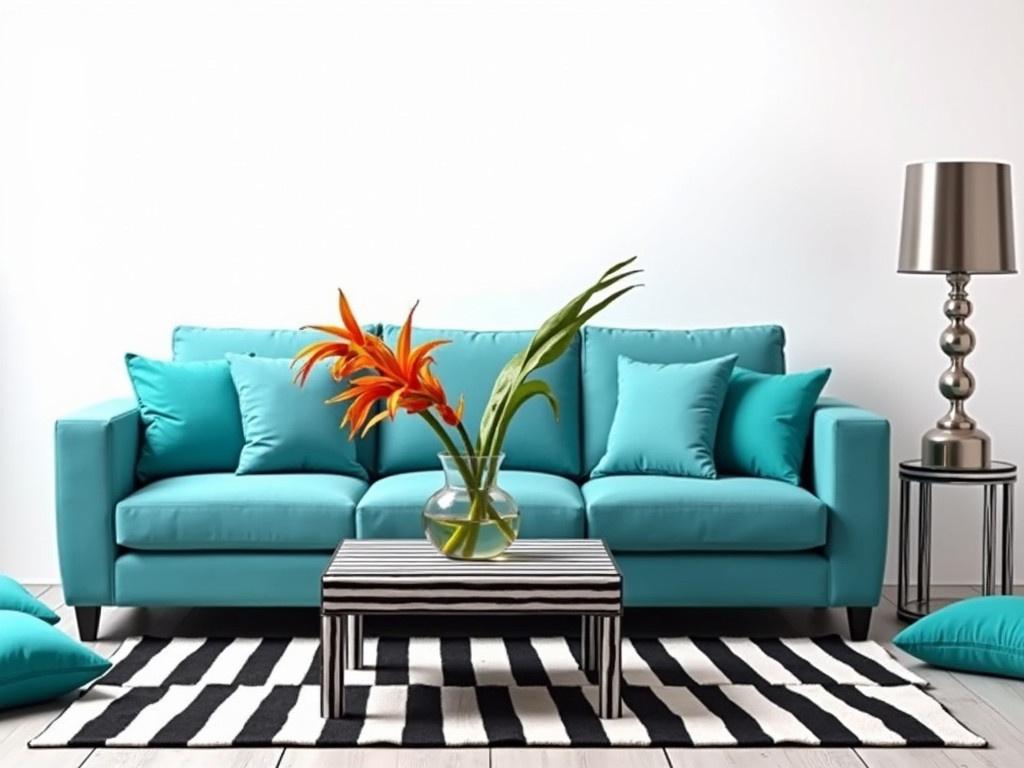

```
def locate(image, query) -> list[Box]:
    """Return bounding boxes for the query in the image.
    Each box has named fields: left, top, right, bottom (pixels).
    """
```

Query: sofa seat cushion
left=582, top=475, right=827, bottom=552
left=356, top=471, right=585, bottom=539
left=116, top=473, right=367, bottom=551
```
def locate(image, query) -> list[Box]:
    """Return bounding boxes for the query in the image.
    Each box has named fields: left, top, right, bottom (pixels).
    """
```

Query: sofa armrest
left=55, top=398, right=140, bottom=605
left=810, top=397, right=891, bottom=607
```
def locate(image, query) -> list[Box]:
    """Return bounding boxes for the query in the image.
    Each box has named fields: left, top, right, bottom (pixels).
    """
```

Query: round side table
left=897, top=460, right=1016, bottom=622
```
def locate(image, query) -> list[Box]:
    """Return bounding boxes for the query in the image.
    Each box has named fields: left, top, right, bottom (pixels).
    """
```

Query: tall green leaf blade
left=477, top=258, right=641, bottom=458
left=485, top=380, right=559, bottom=472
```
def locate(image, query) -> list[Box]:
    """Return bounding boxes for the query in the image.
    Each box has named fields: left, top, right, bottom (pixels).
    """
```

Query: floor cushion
left=356, top=471, right=585, bottom=539
left=0, top=610, right=110, bottom=710
left=582, top=475, right=827, bottom=552
left=116, top=473, right=368, bottom=551
left=0, top=575, right=58, bottom=624
left=894, top=595, right=1024, bottom=679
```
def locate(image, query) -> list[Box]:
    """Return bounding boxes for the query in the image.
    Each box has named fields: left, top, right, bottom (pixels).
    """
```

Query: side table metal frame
left=898, top=460, right=1016, bottom=622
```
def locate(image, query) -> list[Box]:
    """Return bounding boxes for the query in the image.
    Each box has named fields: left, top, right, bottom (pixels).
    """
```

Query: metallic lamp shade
left=899, top=161, right=1016, bottom=274
left=898, top=161, right=1017, bottom=470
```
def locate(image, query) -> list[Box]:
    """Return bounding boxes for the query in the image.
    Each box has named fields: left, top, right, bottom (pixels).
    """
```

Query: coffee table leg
left=321, top=614, right=345, bottom=719
left=346, top=615, right=363, bottom=670
left=597, top=614, right=622, bottom=718
left=581, top=616, right=597, bottom=672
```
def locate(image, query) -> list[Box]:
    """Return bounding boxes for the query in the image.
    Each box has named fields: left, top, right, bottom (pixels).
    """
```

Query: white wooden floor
left=2, top=584, right=1022, bottom=768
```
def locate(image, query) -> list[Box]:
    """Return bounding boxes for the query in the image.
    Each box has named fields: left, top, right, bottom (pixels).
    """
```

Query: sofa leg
left=75, top=607, right=101, bottom=642
left=846, top=607, right=872, bottom=641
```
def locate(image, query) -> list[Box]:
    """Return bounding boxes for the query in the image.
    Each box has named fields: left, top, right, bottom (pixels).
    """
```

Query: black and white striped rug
left=32, top=635, right=983, bottom=748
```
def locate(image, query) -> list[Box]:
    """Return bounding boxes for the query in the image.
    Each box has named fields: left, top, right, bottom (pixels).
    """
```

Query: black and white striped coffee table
left=320, top=538, right=623, bottom=719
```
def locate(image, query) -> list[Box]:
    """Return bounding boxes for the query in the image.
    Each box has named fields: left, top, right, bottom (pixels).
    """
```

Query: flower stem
left=418, top=410, right=516, bottom=557
left=419, top=411, right=475, bottom=486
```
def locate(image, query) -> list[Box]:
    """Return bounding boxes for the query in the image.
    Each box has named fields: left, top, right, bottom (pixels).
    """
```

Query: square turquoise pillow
left=126, top=354, right=245, bottom=481
left=0, top=610, right=110, bottom=710
left=226, top=354, right=367, bottom=478
left=894, top=596, right=1024, bottom=679
left=715, top=366, right=830, bottom=485
left=592, top=354, right=737, bottom=479
left=0, top=576, right=58, bottom=624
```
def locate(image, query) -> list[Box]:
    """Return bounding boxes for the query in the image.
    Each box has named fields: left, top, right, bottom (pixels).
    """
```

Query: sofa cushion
left=593, top=355, right=737, bottom=480
left=375, top=326, right=582, bottom=476
left=173, top=324, right=380, bottom=362
left=582, top=475, right=827, bottom=552
left=172, top=325, right=380, bottom=475
left=717, top=367, right=831, bottom=485
left=126, top=355, right=245, bottom=481
left=582, top=325, right=785, bottom=475
left=116, top=473, right=367, bottom=551
left=226, top=354, right=367, bottom=479
left=356, top=471, right=585, bottom=539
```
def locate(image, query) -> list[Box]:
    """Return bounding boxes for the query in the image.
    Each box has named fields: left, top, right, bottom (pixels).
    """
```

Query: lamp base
left=921, top=426, right=991, bottom=470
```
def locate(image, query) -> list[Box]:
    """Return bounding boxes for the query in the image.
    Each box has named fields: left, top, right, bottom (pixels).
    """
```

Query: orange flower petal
left=302, top=324, right=353, bottom=340
left=387, top=388, right=404, bottom=418
left=338, top=290, right=365, bottom=345
left=396, top=301, right=419, bottom=377
left=360, top=409, right=391, bottom=437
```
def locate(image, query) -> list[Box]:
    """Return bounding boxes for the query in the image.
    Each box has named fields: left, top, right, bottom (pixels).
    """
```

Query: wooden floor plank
left=948, top=669, right=1024, bottom=737
left=666, top=749, right=864, bottom=767
left=0, top=700, right=92, bottom=768
left=856, top=747, right=992, bottom=767
left=281, top=748, right=488, bottom=767
left=492, top=748, right=669, bottom=768
left=81, top=749, right=282, bottom=767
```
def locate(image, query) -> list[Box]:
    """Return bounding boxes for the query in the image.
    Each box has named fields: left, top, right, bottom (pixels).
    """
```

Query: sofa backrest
left=171, top=324, right=380, bottom=476
left=581, top=325, right=786, bottom=475
left=375, top=326, right=582, bottom=477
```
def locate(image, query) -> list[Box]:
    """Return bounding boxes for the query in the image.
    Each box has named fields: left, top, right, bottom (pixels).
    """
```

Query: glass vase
left=422, top=453, right=520, bottom=560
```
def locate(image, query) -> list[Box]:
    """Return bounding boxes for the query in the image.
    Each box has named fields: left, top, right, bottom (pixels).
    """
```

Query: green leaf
left=487, top=379, right=559, bottom=457
left=476, top=257, right=641, bottom=459
left=481, top=380, right=560, bottom=487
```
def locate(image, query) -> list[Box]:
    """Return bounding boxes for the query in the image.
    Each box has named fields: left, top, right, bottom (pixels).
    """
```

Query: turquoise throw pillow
left=226, top=354, right=367, bottom=478
left=0, top=576, right=58, bottom=624
left=126, top=354, right=245, bottom=481
left=894, top=596, right=1024, bottom=679
left=0, top=610, right=110, bottom=710
left=715, top=367, right=830, bottom=485
left=592, top=354, right=737, bottom=479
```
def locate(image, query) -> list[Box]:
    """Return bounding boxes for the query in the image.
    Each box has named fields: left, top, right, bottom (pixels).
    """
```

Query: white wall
left=2, top=0, right=1023, bottom=585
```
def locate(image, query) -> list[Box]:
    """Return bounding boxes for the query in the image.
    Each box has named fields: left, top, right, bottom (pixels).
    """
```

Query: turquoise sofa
left=55, top=324, right=890, bottom=641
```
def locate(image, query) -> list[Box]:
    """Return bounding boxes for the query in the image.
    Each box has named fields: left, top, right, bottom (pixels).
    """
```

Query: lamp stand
left=921, top=271, right=991, bottom=469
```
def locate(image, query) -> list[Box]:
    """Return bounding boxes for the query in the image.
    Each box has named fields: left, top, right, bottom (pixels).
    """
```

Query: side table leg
left=581, top=616, right=597, bottom=672
left=597, top=615, right=622, bottom=719
left=1003, top=483, right=1015, bottom=595
left=898, top=478, right=911, bottom=617
left=917, top=483, right=932, bottom=609
left=321, top=614, right=345, bottom=719
left=983, top=484, right=998, bottom=595
left=346, top=615, right=363, bottom=670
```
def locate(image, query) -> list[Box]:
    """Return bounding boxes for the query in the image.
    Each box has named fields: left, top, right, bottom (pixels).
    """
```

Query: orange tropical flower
left=293, top=291, right=464, bottom=439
